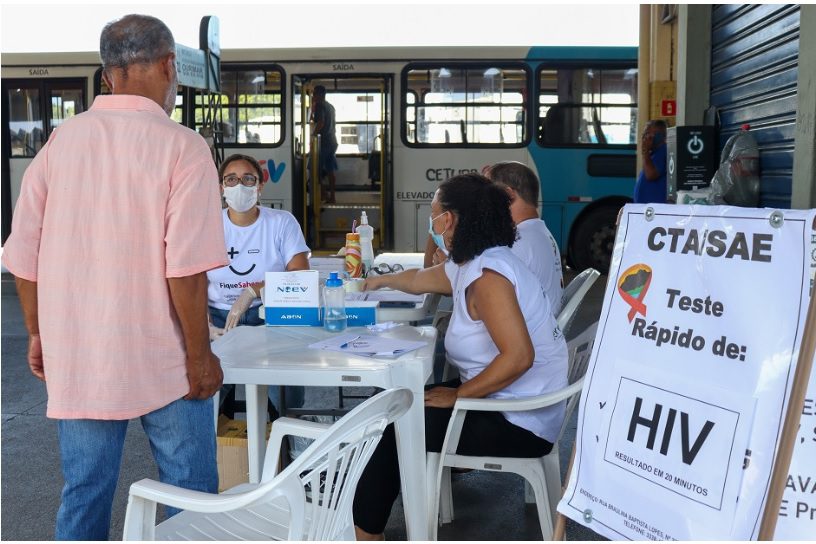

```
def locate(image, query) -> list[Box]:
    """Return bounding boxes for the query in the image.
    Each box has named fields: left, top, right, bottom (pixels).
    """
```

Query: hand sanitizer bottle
left=357, top=211, right=375, bottom=274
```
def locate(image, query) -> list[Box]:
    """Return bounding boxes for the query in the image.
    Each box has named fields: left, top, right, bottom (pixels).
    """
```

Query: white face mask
left=223, top=185, right=258, bottom=213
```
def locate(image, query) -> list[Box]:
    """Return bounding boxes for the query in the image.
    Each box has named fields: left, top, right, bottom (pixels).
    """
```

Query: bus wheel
left=568, top=205, right=619, bottom=274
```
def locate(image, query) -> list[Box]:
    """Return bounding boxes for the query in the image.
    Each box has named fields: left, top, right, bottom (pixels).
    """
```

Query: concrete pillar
left=650, top=6, right=674, bottom=82
left=791, top=5, right=816, bottom=209
left=676, top=4, right=712, bottom=126
left=637, top=4, right=652, bottom=156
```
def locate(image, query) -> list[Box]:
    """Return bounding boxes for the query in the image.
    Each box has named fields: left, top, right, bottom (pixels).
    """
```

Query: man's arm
left=167, top=272, right=223, bottom=399
left=15, top=277, right=44, bottom=381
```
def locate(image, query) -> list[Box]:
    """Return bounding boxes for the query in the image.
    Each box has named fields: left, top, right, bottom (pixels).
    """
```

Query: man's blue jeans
left=209, top=306, right=305, bottom=411
left=55, top=397, right=217, bottom=540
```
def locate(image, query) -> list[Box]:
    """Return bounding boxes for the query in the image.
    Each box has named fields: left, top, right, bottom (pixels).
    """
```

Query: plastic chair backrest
left=557, top=322, right=598, bottom=442
left=261, top=388, right=412, bottom=540
left=557, top=268, right=600, bottom=338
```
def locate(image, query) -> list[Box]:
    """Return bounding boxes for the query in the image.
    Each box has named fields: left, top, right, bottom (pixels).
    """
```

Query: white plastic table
left=211, top=324, right=437, bottom=541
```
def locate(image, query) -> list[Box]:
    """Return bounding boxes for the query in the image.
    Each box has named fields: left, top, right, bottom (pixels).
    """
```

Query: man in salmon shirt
left=2, top=14, right=229, bottom=540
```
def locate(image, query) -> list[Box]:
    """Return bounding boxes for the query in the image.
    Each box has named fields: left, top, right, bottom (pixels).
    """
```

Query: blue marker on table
left=340, top=335, right=361, bottom=348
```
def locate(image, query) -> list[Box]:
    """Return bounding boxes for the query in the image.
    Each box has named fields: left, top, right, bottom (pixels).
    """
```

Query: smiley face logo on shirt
left=227, top=246, right=258, bottom=276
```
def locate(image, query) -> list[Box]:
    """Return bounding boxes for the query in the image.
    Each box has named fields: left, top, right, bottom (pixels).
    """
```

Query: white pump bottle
left=357, top=211, right=375, bottom=274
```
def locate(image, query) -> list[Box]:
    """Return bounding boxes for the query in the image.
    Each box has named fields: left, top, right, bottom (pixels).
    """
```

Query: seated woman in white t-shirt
left=353, top=173, right=568, bottom=540
left=207, top=153, right=310, bottom=412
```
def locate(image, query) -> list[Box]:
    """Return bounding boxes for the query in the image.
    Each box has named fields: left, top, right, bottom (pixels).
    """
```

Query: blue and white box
left=345, top=300, right=378, bottom=327
left=264, top=271, right=321, bottom=326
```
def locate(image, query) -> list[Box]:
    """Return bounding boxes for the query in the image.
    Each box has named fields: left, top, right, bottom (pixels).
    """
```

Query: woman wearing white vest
left=353, top=173, right=568, bottom=540
left=207, top=153, right=310, bottom=412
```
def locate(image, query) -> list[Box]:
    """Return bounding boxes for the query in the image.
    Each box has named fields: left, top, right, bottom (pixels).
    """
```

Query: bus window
left=403, top=64, right=528, bottom=147
left=196, top=67, right=283, bottom=146
left=331, top=91, right=383, bottom=155
left=405, top=91, right=417, bottom=143
left=6, top=78, right=85, bottom=157
left=8, top=86, right=42, bottom=157
left=537, top=66, right=637, bottom=146
left=49, top=88, right=83, bottom=132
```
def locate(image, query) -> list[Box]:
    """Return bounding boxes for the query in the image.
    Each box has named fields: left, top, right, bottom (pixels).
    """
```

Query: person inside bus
left=424, top=161, right=564, bottom=316
left=310, top=85, right=339, bottom=203
left=207, top=153, right=310, bottom=412
left=634, top=119, right=668, bottom=203
left=353, top=174, right=568, bottom=540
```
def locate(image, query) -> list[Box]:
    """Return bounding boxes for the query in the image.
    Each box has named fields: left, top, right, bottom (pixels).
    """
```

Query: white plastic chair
left=123, top=388, right=413, bottom=541
left=557, top=268, right=600, bottom=335
left=427, top=323, right=598, bottom=540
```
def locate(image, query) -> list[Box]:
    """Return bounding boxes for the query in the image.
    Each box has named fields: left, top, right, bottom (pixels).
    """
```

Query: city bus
left=2, top=46, right=638, bottom=271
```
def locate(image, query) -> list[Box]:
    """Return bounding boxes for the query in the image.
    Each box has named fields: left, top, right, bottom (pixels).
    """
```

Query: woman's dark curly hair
left=437, top=173, right=516, bottom=264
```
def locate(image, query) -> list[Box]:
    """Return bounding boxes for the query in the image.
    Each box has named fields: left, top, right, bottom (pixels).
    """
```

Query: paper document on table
left=308, top=333, right=427, bottom=358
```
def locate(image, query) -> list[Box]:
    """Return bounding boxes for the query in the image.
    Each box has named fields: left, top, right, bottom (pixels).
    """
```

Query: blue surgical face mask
left=428, top=211, right=449, bottom=251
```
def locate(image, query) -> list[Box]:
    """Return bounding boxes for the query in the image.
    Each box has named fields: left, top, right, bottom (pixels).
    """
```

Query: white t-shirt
left=513, top=218, right=564, bottom=316
left=444, top=246, right=568, bottom=442
left=207, top=207, right=310, bottom=310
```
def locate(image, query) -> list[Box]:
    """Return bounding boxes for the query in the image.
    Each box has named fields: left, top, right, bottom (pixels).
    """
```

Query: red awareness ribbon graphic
left=618, top=271, right=651, bottom=322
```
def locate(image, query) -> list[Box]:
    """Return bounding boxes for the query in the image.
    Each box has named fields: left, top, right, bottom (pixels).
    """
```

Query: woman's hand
left=424, top=386, right=458, bottom=408
left=362, top=274, right=390, bottom=291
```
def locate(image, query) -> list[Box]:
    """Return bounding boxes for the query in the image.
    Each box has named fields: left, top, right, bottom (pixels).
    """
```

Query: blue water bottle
left=323, top=272, right=347, bottom=332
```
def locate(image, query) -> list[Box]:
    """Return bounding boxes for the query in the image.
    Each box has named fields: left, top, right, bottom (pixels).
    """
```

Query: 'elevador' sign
left=559, top=204, right=814, bottom=540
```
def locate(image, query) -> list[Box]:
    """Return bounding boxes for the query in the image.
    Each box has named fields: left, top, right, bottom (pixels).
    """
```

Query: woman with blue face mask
left=353, top=174, right=568, bottom=540
left=207, top=153, right=311, bottom=414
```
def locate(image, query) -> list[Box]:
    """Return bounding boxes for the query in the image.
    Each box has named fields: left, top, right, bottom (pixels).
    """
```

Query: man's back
left=313, top=100, right=336, bottom=142
left=3, top=94, right=226, bottom=419
left=512, top=218, right=564, bottom=316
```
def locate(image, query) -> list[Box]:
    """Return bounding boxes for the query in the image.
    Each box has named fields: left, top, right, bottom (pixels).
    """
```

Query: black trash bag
left=709, top=125, right=760, bottom=207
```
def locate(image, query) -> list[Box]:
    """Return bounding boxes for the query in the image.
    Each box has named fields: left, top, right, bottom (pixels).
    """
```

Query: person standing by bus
left=634, top=119, right=668, bottom=203
left=310, top=85, right=339, bottom=203
left=2, top=14, right=227, bottom=539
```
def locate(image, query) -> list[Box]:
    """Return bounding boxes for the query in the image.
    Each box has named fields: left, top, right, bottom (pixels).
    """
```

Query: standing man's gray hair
left=99, top=14, right=175, bottom=72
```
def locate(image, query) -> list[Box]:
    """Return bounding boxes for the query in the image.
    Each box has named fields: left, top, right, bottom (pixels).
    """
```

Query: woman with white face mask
left=353, top=174, right=567, bottom=540
left=207, top=154, right=311, bottom=413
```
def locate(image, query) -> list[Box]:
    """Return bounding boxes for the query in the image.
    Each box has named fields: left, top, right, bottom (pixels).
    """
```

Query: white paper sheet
left=308, top=332, right=427, bottom=358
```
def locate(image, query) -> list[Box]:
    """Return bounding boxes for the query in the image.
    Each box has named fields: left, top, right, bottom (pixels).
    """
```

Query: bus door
left=292, top=75, right=391, bottom=252
left=2, top=77, right=86, bottom=243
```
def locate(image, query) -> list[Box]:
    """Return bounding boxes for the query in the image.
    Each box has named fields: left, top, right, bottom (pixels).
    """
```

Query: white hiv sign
left=774, top=220, right=816, bottom=540
left=558, top=205, right=814, bottom=540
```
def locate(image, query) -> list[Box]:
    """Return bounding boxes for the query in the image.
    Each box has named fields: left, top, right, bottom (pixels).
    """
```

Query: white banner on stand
left=774, top=219, right=816, bottom=540
left=558, top=204, right=814, bottom=540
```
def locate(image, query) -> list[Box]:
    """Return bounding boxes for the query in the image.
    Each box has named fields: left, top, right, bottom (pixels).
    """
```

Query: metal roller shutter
left=710, top=4, right=800, bottom=208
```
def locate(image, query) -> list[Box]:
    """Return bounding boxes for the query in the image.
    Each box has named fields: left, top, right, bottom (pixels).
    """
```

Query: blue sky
left=1, top=2, right=640, bottom=52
